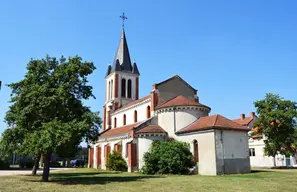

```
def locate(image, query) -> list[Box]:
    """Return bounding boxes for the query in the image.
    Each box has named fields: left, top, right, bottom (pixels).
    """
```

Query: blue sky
left=0, top=0, right=297, bottom=136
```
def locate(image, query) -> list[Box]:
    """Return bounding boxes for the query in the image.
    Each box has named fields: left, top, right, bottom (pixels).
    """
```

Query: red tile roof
left=232, top=117, right=254, bottom=126
left=112, top=95, right=150, bottom=113
left=99, top=123, right=140, bottom=137
left=177, top=114, right=250, bottom=134
left=156, top=95, right=210, bottom=110
left=135, top=125, right=166, bottom=134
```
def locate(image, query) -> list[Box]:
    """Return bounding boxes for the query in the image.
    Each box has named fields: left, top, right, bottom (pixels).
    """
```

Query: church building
left=88, top=26, right=251, bottom=175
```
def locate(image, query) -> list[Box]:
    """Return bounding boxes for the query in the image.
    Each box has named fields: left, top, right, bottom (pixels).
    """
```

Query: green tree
left=142, top=140, right=195, bottom=174
left=1, top=55, right=101, bottom=181
left=253, top=93, right=297, bottom=166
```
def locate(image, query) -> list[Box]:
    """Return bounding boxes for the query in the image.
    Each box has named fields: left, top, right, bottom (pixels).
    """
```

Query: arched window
left=134, top=110, right=137, bottom=123
left=146, top=106, right=151, bottom=119
left=111, top=79, right=113, bottom=99
left=108, top=81, right=111, bottom=100
left=193, top=140, right=199, bottom=163
left=121, top=78, right=126, bottom=97
left=123, top=114, right=126, bottom=125
left=127, top=79, right=132, bottom=98
left=113, top=117, right=117, bottom=128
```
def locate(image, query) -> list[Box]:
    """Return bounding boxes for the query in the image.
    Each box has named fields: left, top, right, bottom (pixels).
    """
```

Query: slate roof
left=156, top=95, right=211, bottom=110
left=176, top=114, right=250, bottom=134
left=106, top=29, right=140, bottom=77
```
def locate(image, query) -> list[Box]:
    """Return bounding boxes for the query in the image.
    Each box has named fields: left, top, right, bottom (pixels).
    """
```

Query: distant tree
left=75, top=146, right=89, bottom=161
left=253, top=93, right=297, bottom=166
left=1, top=55, right=101, bottom=181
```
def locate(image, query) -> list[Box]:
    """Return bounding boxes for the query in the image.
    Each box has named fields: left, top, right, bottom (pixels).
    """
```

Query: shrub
left=106, top=150, right=127, bottom=172
left=142, top=140, right=195, bottom=174
left=0, top=159, right=10, bottom=170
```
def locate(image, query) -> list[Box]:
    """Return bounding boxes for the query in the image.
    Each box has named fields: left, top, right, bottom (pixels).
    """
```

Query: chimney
left=240, top=114, right=245, bottom=120
left=250, top=112, right=255, bottom=118
left=150, top=91, right=159, bottom=111
left=194, top=95, right=199, bottom=103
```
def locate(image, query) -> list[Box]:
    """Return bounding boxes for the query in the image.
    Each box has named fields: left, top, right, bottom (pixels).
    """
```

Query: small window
left=114, top=117, right=117, bottom=128
left=146, top=106, right=151, bottom=118
left=121, top=79, right=126, bottom=97
left=134, top=110, right=137, bottom=123
left=127, top=79, right=132, bottom=98
left=123, top=114, right=126, bottom=126
left=249, top=148, right=255, bottom=156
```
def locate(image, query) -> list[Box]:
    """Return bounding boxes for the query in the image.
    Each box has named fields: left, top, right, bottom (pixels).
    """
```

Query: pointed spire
left=132, top=60, right=140, bottom=75
left=111, top=29, right=132, bottom=73
left=105, top=63, right=112, bottom=77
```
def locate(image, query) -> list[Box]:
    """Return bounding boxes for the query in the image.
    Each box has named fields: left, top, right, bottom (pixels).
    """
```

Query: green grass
left=0, top=168, right=297, bottom=192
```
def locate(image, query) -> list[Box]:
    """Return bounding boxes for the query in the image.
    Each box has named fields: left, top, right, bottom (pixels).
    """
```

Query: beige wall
left=156, top=77, right=195, bottom=105
left=157, top=108, right=208, bottom=137
left=111, top=99, right=151, bottom=128
left=177, top=130, right=217, bottom=175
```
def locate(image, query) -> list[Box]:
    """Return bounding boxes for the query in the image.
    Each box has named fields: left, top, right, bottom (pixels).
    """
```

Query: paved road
left=0, top=168, right=71, bottom=176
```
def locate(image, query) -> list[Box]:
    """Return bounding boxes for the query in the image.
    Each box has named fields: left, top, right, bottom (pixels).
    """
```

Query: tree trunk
left=62, top=159, right=66, bottom=167
left=42, top=152, right=52, bottom=182
left=32, top=154, right=41, bottom=175
left=294, top=153, right=297, bottom=165
left=39, top=155, right=44, bottom=168
left=273, top=156, right=276, bottom=167
left=66, top=159, right=71, bottom=167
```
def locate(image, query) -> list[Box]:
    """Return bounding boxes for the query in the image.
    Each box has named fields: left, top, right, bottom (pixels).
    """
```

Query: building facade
left=233, top=113, right=297, bottom=168
left=88, top=27, right=251, bottom=175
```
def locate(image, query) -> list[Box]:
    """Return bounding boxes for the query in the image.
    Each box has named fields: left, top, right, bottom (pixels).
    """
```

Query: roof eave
left=176, top=126, right=250, bottom=135
left=156, top=104, right=211, bottom=111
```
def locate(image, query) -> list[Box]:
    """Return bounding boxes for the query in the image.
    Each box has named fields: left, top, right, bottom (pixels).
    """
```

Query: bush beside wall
left=142, top=140, right=195, bottom=174
left=106, top=151, right=128, bottom=172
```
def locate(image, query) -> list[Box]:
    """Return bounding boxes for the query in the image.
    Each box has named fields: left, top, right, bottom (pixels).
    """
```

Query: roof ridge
left=213, top=114, right=219, bottom=126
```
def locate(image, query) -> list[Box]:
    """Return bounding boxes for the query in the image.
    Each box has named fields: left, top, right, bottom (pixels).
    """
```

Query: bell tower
left=103, top=15, right=140, bottom=130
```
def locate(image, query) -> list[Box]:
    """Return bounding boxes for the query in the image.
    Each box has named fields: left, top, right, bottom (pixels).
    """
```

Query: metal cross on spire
left=120, top=12, right=128, bottom=28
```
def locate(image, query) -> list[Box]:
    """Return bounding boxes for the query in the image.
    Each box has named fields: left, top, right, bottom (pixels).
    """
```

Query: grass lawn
left=0, top=168, right=297, bottom=192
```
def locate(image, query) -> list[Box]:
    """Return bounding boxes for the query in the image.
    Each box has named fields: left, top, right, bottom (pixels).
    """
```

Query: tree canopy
left=253, top=93, right=297, bottom=165
left=0, top=55, right=101, bottom=181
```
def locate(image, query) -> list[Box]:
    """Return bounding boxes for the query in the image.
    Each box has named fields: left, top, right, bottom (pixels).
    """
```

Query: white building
left=233, top=113, right=297, bottom=167
left=88, top=27, right=251, bottom=175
